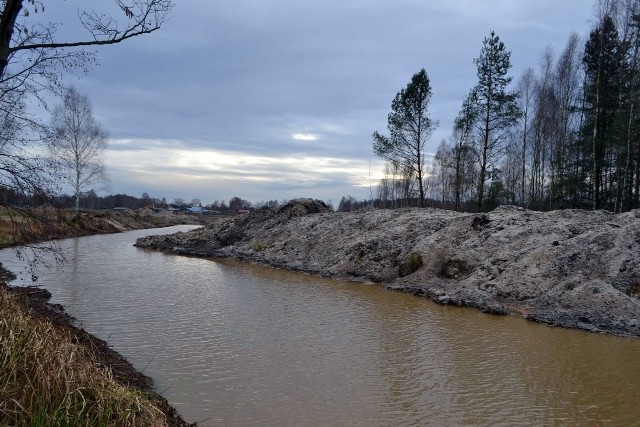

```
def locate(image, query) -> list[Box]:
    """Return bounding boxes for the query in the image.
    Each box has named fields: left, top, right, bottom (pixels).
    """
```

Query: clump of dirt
left=440, top=258, right=474, bottom=279
left=276, top=198, right=330, bottom=217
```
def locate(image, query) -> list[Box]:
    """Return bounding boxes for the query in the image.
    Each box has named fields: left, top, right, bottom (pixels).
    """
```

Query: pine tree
left=373, top=69, right=438, bottom=207
left=466, top=31, right=520, bottom=211
left=581, top=14, right=624, bottom=210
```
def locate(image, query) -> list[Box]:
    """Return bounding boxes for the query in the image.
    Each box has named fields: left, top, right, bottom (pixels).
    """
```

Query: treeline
left=0, top=186, right=286, bottom=213
left=375, top=1, right=640, bottom=213
left=337, top=194, right=476, bottom=212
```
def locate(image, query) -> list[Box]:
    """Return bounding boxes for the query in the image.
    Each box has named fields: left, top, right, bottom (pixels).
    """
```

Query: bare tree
left=516, top=67, right=535, bottom=207
left=552, top=33, right=582, bottom=209
left=0, top=1, right=172, bottom=266
left=529, top=47, right=557, bottom=209
left=0, top=1, right=173, bottom=82
left=0, top=1, right=173, bottom=167
left=48, top=87, right=109, bottom=218
left=453, top=90, right=480, bottom=211
left=0, top=1, right=173, bottom=197
left=431, top=139, right=455, bottom=207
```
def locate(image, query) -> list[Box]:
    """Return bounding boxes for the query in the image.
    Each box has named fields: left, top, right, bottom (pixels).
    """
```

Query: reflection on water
left=2, top=226, right=640, bottom=425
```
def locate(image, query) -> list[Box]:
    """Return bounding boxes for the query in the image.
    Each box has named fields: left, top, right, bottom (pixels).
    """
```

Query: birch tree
left=48, top=87, right=109, bottom=218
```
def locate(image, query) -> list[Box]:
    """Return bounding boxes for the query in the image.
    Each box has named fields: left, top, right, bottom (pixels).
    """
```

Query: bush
left=252, top=241, right=266, bottom=252
left=398, top=252, right=423, bottom=277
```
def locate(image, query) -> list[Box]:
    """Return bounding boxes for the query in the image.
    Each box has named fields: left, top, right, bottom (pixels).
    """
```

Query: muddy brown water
left=3, top=226, right=640, bottom=426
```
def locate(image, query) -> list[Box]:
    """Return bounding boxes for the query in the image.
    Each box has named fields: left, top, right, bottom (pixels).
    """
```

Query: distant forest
left=0, top=186, right=278, bottom=214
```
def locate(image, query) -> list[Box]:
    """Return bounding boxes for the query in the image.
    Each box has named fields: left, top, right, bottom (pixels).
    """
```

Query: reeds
left=0, top=288, right=168, bottom=426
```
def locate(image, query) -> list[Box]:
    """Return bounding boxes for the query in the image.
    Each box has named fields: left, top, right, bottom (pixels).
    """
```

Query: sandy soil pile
left=135, top=199, right=640, bottom=337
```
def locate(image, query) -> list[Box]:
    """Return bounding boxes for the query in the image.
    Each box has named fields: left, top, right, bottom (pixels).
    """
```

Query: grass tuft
left=252, top=241, right=266, bottom=252
left=398, top=252, right=423, bottom=277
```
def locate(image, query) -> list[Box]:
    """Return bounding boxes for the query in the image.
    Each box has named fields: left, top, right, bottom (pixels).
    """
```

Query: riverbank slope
left=0, top=207, right=203, bottom=247
left=0, top=282, right=192, bottom=426
left=135, top=199, right=640, bottom=337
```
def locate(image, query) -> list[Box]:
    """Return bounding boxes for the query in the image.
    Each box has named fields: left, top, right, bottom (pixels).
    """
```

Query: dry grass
left=398, top=251, right=423, bottom=277
left=0, top=288, right=168, bottom=426
left=252, top=241, right=266, bottom=252
left=0, top=206, right=66, bottom=246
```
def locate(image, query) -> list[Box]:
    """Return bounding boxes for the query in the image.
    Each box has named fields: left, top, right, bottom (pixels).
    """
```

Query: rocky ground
left=135, top=199, right=640, bottom=337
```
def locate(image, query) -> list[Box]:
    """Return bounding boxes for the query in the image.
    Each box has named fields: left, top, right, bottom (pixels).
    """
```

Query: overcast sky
left=51, top=1, right=596, bottom=206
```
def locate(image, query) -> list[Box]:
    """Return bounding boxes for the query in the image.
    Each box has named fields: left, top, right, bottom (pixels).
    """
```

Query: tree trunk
left=621, top=101, right=634, bottom=212
left=74, top=191, right=80, bottom=218
left=591, top=17, right=605, bottom=211
left=635, top=137, right=640, bottom=208
left=0, top=0, right=23, bottom=79
left=521, top=115, right=527, bottom=207
left=478, top=101, right=491, bottom=212
left=622, top=33, right=639, bottom=212
left=455, top=142, right=462, bottom=211
left=417, top=150, right=425, bottom=208
left=75, top=169, right=81, bottom=219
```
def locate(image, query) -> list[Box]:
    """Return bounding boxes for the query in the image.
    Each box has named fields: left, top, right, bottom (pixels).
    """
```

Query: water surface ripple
left=3, top=226, right=640, bottom=425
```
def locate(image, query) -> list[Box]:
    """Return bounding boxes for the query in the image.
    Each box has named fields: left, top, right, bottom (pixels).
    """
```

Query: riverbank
left=135, top=199, right=640, bottom=337
left=0, top=207, right=204, bottom=247
left=0, top=217, right=199, bottom=425
left=0, top=280, right=193, bottom=426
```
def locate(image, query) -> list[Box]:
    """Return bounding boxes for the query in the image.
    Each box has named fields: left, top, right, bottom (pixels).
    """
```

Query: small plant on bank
left=398, top=251, right=423, bottom=277
left=252, top=241, right=266, bottom=252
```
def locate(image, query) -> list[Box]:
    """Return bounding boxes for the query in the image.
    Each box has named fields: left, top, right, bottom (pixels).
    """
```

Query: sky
left=45, top=1, right=596, bottom=206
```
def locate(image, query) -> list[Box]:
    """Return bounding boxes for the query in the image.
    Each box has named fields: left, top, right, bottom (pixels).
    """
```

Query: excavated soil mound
left=135, top=200, right=640, bottom=337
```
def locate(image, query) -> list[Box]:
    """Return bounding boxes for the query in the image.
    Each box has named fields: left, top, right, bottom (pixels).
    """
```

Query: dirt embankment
left=135, top=199, right=640, bottom=337
left=0, top=208, right=204, bottom=247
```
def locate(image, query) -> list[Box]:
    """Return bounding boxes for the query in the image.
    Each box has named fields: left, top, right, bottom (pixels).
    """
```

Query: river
left=2, top=226, right=640, bottom=426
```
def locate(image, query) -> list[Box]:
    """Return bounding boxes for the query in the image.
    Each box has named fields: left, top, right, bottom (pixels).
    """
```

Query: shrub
left=252, top=241, right=266, bottom=252
left=398, top=252, right=423, bottom=277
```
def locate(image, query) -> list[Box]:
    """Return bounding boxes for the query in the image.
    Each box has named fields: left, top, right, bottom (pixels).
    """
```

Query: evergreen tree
left=580, top=14, right=624, bottom=209
left=373, top=69, right=437, bottom=207
left=466, top=31, right=520, bottom=211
